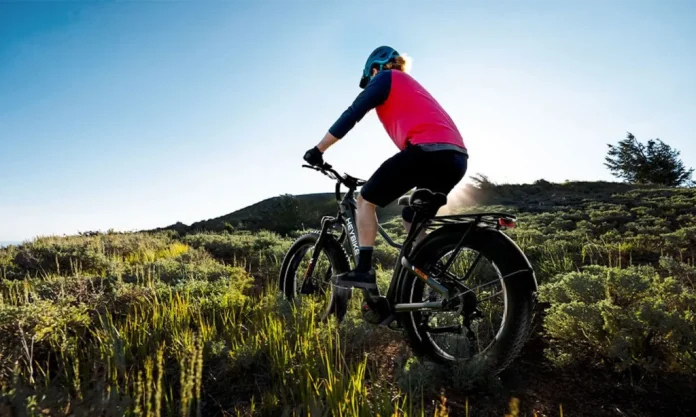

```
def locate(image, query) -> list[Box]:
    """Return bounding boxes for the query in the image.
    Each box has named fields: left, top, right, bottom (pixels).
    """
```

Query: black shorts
left=360, top=144, right=468, bottom=208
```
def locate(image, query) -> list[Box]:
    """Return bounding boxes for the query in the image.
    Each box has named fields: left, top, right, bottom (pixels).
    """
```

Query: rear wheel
left=398, top=224, right=536, bottom=374
left=279, top=231, right=352, bottom=320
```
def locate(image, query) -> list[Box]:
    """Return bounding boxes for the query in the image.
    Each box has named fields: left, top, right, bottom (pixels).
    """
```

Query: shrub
left=8, top=233, right=187, bottom=279
left=539, top=263, right=696, bottom=374
left=0, top=245, right=20, bottom=280
left=0, top=298, right=92, bottom=383
left=182, top=231, right=291, bottom=279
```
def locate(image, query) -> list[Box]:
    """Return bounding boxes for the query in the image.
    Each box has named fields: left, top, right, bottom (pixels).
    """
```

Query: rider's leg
left=335, top=146, right=467, bottom=289
left=335, top=194, right=383, bottom=289
left=401, top=206, right=426, bottom=245
left=355, top=194, right=378, bottom=273
left=401, top=149, right=469, bottom=245
left=335, top=147, right=419, bottom=289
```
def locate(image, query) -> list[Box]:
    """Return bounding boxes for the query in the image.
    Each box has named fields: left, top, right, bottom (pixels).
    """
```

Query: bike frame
left=301, top=163, right=520, bottom=322
left=335, top=187, right=402, bottom=263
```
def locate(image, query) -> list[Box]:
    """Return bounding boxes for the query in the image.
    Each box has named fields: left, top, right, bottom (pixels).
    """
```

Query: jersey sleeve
left=328, top=70, right=391, bottom=139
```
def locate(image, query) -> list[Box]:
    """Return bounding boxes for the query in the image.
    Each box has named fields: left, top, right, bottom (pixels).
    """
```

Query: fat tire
left=279, top=231, right=351, bottom=301
left=398, top=224, right=536, bottom=374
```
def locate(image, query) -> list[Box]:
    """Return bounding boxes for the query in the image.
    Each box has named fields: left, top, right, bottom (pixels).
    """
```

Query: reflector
left=498, top=217, right=517, bottom=228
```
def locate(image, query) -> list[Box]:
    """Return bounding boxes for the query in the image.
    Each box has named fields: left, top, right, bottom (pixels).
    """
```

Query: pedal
left=361, top=301, right=383, bottom=325
left=360, top=294, right=391, bottom=326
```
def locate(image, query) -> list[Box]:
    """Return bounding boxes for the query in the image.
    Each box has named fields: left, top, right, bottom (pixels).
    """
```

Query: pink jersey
left=375, top=70, right=466, bottom=151
left=328, top=69, right=467, bottom=153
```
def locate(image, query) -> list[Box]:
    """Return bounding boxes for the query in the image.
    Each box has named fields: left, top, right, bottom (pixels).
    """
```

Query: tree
left=469, top=173, right=496, bottom=190
left=604, top=132, right=694, bottom=187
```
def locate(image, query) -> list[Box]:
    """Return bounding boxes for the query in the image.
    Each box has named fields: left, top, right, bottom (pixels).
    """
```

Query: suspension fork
left=300, top=216, right=334, bottom=293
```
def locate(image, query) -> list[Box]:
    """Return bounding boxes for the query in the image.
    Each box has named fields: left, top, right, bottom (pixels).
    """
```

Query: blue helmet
left=359, top=45, right=399, bottom=89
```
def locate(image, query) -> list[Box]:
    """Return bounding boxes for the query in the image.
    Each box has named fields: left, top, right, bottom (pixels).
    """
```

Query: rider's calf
left=356, top=194, right=379, bottom=248
left=402, top=205, right=428, bottom=245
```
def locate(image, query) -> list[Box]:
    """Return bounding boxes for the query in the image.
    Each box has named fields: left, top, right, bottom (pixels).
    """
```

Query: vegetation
left=1, top=180, right=695, bottom=416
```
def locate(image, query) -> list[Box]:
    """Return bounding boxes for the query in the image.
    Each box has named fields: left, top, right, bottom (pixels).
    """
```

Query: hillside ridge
left=151, top=180, right=670, bottom=236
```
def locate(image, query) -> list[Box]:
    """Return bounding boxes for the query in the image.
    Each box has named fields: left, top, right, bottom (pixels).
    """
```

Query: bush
left=8, top=233, right=188, bottom=279
left=0, top=245, right=20, bottom=280
left=182, top=231, right=291, bottom=279
left=539, top=263, right=696, bottom=374
left=0, top=298, right=92, bottom=382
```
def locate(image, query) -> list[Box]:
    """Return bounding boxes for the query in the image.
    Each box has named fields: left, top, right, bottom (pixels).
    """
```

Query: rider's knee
left=357, top=193, right=376, bottom=210
left=402, top=206, right=415, bottom=223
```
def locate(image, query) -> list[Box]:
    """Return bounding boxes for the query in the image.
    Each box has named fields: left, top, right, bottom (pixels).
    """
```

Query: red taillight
left=498, top=217, right=516, bottom=229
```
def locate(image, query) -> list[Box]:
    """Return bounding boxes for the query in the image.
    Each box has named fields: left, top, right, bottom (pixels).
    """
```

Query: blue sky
left=1, top=0, right=695, bottom=242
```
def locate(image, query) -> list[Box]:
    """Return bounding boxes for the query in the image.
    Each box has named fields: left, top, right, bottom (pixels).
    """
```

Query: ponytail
left=383, top=53, right=413, bottom=73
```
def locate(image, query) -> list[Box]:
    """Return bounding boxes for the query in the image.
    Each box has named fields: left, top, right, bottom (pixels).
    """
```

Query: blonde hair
left=383, top=53, right=413, bottom=74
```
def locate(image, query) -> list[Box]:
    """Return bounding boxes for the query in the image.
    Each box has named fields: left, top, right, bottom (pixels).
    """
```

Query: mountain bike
left=279, top=161, right=538, bottom=373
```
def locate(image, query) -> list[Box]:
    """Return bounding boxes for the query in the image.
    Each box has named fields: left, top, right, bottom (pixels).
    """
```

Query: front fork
left=299, top=216, right=334, bottom=294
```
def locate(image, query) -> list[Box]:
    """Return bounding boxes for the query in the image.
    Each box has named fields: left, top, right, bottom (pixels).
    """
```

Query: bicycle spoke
left=435, top=252, right=482, bottom=293
left=476, top=290, right=503, bottom=304
left=449, top=276, right=502, bottom=301
left=461, top=252, right=483, bottom=282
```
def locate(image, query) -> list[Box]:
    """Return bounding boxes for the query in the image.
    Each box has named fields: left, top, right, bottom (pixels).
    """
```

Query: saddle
left=398, top=188, right=447, bottom=216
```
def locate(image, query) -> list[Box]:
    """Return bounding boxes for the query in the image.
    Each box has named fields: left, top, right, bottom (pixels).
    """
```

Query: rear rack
left=417, top=212, right=517, bottom=279
left=425, top=212, right=518, bottom=231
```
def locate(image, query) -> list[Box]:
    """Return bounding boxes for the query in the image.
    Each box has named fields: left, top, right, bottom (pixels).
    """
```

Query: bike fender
left=495, top=229, right=539, bottom=293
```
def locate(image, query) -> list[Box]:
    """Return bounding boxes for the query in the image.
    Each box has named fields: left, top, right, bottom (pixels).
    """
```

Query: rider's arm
left=315, top=71, right=391, bottom=152
left=316, top=131, right=340, bottom=153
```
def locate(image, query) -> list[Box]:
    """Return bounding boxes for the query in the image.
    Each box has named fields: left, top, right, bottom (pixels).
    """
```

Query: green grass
left=0, top=181, right=695, bottom=416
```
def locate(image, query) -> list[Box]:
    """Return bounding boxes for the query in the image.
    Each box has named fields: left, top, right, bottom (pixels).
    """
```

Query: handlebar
left=302, top=162, right=366, bottom=200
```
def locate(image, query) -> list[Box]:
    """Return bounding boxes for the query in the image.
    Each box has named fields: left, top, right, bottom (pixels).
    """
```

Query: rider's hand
left=303, top=146, right=324, bottom=167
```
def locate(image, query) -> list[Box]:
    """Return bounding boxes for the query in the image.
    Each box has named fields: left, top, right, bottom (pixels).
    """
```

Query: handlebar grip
left=302, top=164, right=324, bottom=171
left=302, top=163, right=331, bottom=171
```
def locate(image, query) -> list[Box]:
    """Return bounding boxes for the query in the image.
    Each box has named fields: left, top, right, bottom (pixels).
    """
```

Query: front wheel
left=279, top=231, right=352, bottom=320
left=398, top=224, right=537, bottom=375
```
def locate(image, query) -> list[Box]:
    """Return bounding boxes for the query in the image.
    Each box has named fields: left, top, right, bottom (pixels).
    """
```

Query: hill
left=151, top=191, right=405, bottom=236
left=152, top=180, right=657, bottom=236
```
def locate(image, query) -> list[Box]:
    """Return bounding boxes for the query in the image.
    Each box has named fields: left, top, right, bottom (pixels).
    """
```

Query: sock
left=356, top=246, right=373, bottom=273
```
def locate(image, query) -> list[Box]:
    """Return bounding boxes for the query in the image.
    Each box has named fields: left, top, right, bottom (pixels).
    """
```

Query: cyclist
left=303, top=45, right=468, bottom=290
